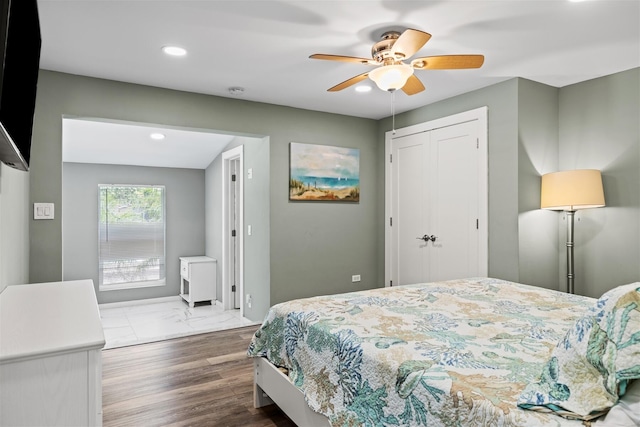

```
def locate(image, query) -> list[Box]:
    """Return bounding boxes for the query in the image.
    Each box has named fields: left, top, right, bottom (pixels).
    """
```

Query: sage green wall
left=239, top=137, right=270, bottom=319
left=377, top=71, right=639, bottom=296
left=377, top=79, right=521, bottom=283
left=62, top=162, right=205, bottom=304
left=31, top=71, right=379, bottom=317
left=517, top=79, right=560, bottom=290
left=205, top=135, right=270, bottom=321
left=558, top=68, right=640, bottom=298
left=28, top=68, right=639, bottom=317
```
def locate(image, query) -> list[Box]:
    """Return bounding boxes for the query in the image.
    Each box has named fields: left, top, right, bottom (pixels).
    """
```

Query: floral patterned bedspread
left=247, top=278, right=596, bottom=426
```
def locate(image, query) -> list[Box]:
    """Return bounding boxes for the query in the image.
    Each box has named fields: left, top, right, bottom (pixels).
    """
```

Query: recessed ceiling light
left=150, top=133, right=165, bottom=140
left=162, top=45, right=187, bottom=56
left=355, top=85, right=372, bottom=93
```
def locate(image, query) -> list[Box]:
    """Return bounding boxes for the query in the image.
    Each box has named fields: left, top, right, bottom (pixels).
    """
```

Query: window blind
left=98, top=185, right=166, bottom=288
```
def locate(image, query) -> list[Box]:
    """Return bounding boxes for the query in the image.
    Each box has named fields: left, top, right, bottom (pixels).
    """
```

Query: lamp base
left=566, top=211, right=575, bottom=294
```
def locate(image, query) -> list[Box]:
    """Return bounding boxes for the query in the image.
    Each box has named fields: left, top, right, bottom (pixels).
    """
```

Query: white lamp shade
left=541, top=169, right=605, bottom=211
left=368, top=64, right=414, bottom=91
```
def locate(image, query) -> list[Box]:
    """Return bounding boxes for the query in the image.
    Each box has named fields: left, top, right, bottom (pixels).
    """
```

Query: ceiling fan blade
left=411, top=54, right=485, bottom=70
left=401, top=75, right=425, bottom=95
left=391, top=29, right=432, bottom=59
left=310, top=54, right=375, bottom=65
left=328, top=72, right=370, bottom=92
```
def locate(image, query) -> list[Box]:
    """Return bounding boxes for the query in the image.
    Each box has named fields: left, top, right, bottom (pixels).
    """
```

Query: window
left=98, top=185, right=166, bottom=290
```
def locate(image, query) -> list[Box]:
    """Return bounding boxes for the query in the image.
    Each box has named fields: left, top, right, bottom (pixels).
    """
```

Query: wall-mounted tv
left=0, top=0, right=41, bottom=171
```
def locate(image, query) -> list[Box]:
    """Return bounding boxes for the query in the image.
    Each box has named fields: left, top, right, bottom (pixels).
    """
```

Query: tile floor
left=99, top=297, right=260, bottom=349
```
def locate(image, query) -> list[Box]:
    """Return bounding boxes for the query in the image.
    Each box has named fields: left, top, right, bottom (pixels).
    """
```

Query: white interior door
left=222, top=146, right=243, bottom=314
left=387, top=108, right=487, bottom=287
left=391, top=132, right=429, bottom=285
left=428, top=121, right=480, bottom=281
left=230, top=158, right=240, bottom=309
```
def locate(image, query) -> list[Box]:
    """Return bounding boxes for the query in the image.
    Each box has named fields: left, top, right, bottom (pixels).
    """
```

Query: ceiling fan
left=310, top=28, right=484, bottom=95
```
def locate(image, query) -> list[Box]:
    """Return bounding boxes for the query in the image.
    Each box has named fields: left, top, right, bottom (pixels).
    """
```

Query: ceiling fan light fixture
left=310, top=28, right=482, bottom=96
left=355, top=85, right=372, bottom=93
left=369, top=64, right=414, bottom=91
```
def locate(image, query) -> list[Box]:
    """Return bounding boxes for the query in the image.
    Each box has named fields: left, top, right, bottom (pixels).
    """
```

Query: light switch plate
left=34, top=203, right=55, bottom=220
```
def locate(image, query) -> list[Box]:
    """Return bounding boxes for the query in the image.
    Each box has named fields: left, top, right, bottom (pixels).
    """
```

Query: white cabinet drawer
left=180, top=260, right=189, bottom=280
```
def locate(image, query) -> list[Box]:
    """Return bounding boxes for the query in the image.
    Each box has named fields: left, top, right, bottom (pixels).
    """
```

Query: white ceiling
left=62, top=118, right=235, bottom=169
left=40, top=0, right=640, bottom=167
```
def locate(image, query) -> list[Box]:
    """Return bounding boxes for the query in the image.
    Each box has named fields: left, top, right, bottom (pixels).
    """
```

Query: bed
left=247, top=277, right=640, bottom=426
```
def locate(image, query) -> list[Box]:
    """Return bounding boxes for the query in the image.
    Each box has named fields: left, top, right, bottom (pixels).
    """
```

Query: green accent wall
left=558, top=68, right=640, bottom=297
left=381, top=69, right=639, bottom=297
left=517, top=79, right=560, bottom=290
left=205, top=135, right=270, bottom=321
left=30, top=71, right=379, bottom=321
left=377, top=79, right=521, bottom=282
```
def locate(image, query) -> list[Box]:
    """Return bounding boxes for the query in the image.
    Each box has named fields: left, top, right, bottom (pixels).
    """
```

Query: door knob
left=416, top=234, right=437, bottom=242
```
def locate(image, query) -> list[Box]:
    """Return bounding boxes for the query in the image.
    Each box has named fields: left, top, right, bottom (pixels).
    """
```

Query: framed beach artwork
left=289, top=142, right=360, bottom=202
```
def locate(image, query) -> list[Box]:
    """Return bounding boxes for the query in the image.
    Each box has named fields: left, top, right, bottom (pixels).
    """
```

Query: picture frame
left=289, top=142, right=360, bottom=202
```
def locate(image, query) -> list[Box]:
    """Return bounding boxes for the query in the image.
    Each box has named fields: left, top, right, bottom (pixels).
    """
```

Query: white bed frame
left=253, top=357, right=331, bottom=426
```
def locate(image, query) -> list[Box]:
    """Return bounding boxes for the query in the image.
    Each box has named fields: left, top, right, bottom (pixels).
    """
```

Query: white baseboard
left=99, top=295, right=181, bottom=309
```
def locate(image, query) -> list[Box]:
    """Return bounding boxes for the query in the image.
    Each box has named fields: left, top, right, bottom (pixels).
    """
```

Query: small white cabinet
left=0, top=279, right=105, bottom=427
left=180, top=256, right=216, bottom=307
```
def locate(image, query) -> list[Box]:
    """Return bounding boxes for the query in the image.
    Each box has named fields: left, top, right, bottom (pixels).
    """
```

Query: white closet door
left=391, top=119, right=482, bottom=286
left=391, top=132, right=429, bottom=285
left=428, top=120, right=480, bottom=281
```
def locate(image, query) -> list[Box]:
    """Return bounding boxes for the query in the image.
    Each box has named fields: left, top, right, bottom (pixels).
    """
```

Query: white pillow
left=593, top=380, right=640, bottom=426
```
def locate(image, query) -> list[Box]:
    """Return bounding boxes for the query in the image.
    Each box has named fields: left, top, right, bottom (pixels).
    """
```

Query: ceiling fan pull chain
left=391, top=90, right=396, bottom=135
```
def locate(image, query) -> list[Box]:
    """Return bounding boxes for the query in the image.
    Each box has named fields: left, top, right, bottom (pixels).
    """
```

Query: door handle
left=417, top=234, right=437, bottom=242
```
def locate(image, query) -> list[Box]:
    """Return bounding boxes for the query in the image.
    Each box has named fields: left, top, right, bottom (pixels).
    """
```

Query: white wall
left=0, top=163, right=29, bottom=292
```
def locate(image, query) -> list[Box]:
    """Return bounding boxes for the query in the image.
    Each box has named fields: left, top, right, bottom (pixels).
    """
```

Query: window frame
left=97, top=184, right=167, bottom=291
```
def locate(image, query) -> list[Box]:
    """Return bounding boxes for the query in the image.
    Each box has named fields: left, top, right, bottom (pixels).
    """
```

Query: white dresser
left=179, top=256, right=216, bottom=307
left=0, top=279, right=105, bottom=426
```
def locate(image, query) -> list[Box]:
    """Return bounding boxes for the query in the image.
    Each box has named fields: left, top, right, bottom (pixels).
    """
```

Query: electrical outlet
left=246, top=294, right=252, bottom=308
left=352, top=275, right=361, bottom=283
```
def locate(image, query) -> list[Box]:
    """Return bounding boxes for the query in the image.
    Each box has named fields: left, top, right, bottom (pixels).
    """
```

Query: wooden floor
left=102, top=325, right=297, bottom=427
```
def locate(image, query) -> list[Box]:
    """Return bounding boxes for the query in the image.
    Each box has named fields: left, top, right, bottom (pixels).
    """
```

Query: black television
left=0, top=0, right=41, bottom=171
